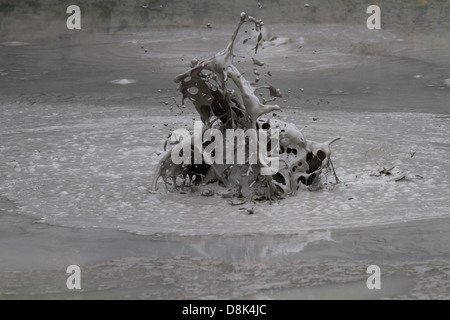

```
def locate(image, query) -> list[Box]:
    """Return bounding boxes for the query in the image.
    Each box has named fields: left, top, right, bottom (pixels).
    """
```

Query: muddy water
left=1, top=23, right=449, bottom=235
left=0, top=0, right=449, bottom=299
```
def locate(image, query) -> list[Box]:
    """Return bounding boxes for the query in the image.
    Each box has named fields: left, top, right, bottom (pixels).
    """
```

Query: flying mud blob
left=152, top=13, right=340, bottom=200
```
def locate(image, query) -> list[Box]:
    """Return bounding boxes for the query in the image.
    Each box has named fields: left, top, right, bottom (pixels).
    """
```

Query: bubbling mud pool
left=1, top=102, right=449, bottom=237
left=0, top=11, right=449, bottom=238
left=1, top=1, right=449, bottom=300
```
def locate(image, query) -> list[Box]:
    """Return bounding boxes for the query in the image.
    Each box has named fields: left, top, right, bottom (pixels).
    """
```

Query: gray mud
left=0, top=0, right=449, bottom=299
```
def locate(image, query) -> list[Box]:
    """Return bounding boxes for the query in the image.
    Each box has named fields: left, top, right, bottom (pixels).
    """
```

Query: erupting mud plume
left=152, top=12, right=340, bottom=200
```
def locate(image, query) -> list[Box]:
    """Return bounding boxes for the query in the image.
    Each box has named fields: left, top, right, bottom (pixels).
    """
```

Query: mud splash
left=152, top=13, right=340, bottom=200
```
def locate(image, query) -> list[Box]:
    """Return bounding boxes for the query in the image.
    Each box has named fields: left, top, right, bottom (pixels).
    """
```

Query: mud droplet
left=190, top=59, right=199, bottom=68
left=252, top=57, right=265, bottom=67
left=201, top=189, right=214, bottom=197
